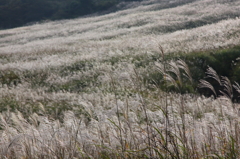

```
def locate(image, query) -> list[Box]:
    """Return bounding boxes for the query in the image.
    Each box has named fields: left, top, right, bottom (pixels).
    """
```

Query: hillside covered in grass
left=0, top=0, right=143, bottom=29
left=0, top=0, right=240, bottom=158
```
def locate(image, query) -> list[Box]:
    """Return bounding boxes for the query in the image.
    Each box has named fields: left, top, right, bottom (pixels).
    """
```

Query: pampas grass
left=0, top=0, right=240, bottom=158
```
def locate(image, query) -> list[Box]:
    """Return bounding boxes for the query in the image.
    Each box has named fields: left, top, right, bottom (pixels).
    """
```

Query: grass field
left=0, top=0, right=240, bottom=158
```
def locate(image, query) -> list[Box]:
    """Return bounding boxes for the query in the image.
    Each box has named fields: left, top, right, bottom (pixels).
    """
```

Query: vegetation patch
left=0, top=70, right=21, bottom=86
left=131, top=45, right=240, bottom=96
left=59, top=60, right=94, bottom=76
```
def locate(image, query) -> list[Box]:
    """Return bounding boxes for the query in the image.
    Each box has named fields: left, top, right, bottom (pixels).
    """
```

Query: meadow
left=0, top=0, right=240, bottom=158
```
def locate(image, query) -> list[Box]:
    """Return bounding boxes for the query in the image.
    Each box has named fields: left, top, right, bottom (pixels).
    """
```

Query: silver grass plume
left=198, top=79, right=217, bottom=97
left=0, top=114, right=9, bottom=130
left=155, top=62, right=164, bottom=75
left=11, top=112, right=25, bottom=132
left=233, top=82, right=240, bottom=94
left=158, top=44, right=164, bottom=59
left=165, top=72, right=179, bottom=90
left=177, top=59, right=193, bottom=84
left=220, top=76, right=233, bottom=99
left=206, top=66, right=221, bottom=85
left=155, top=62, right=179, bottom=90
left=168, top=60, right=182, bottom=88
